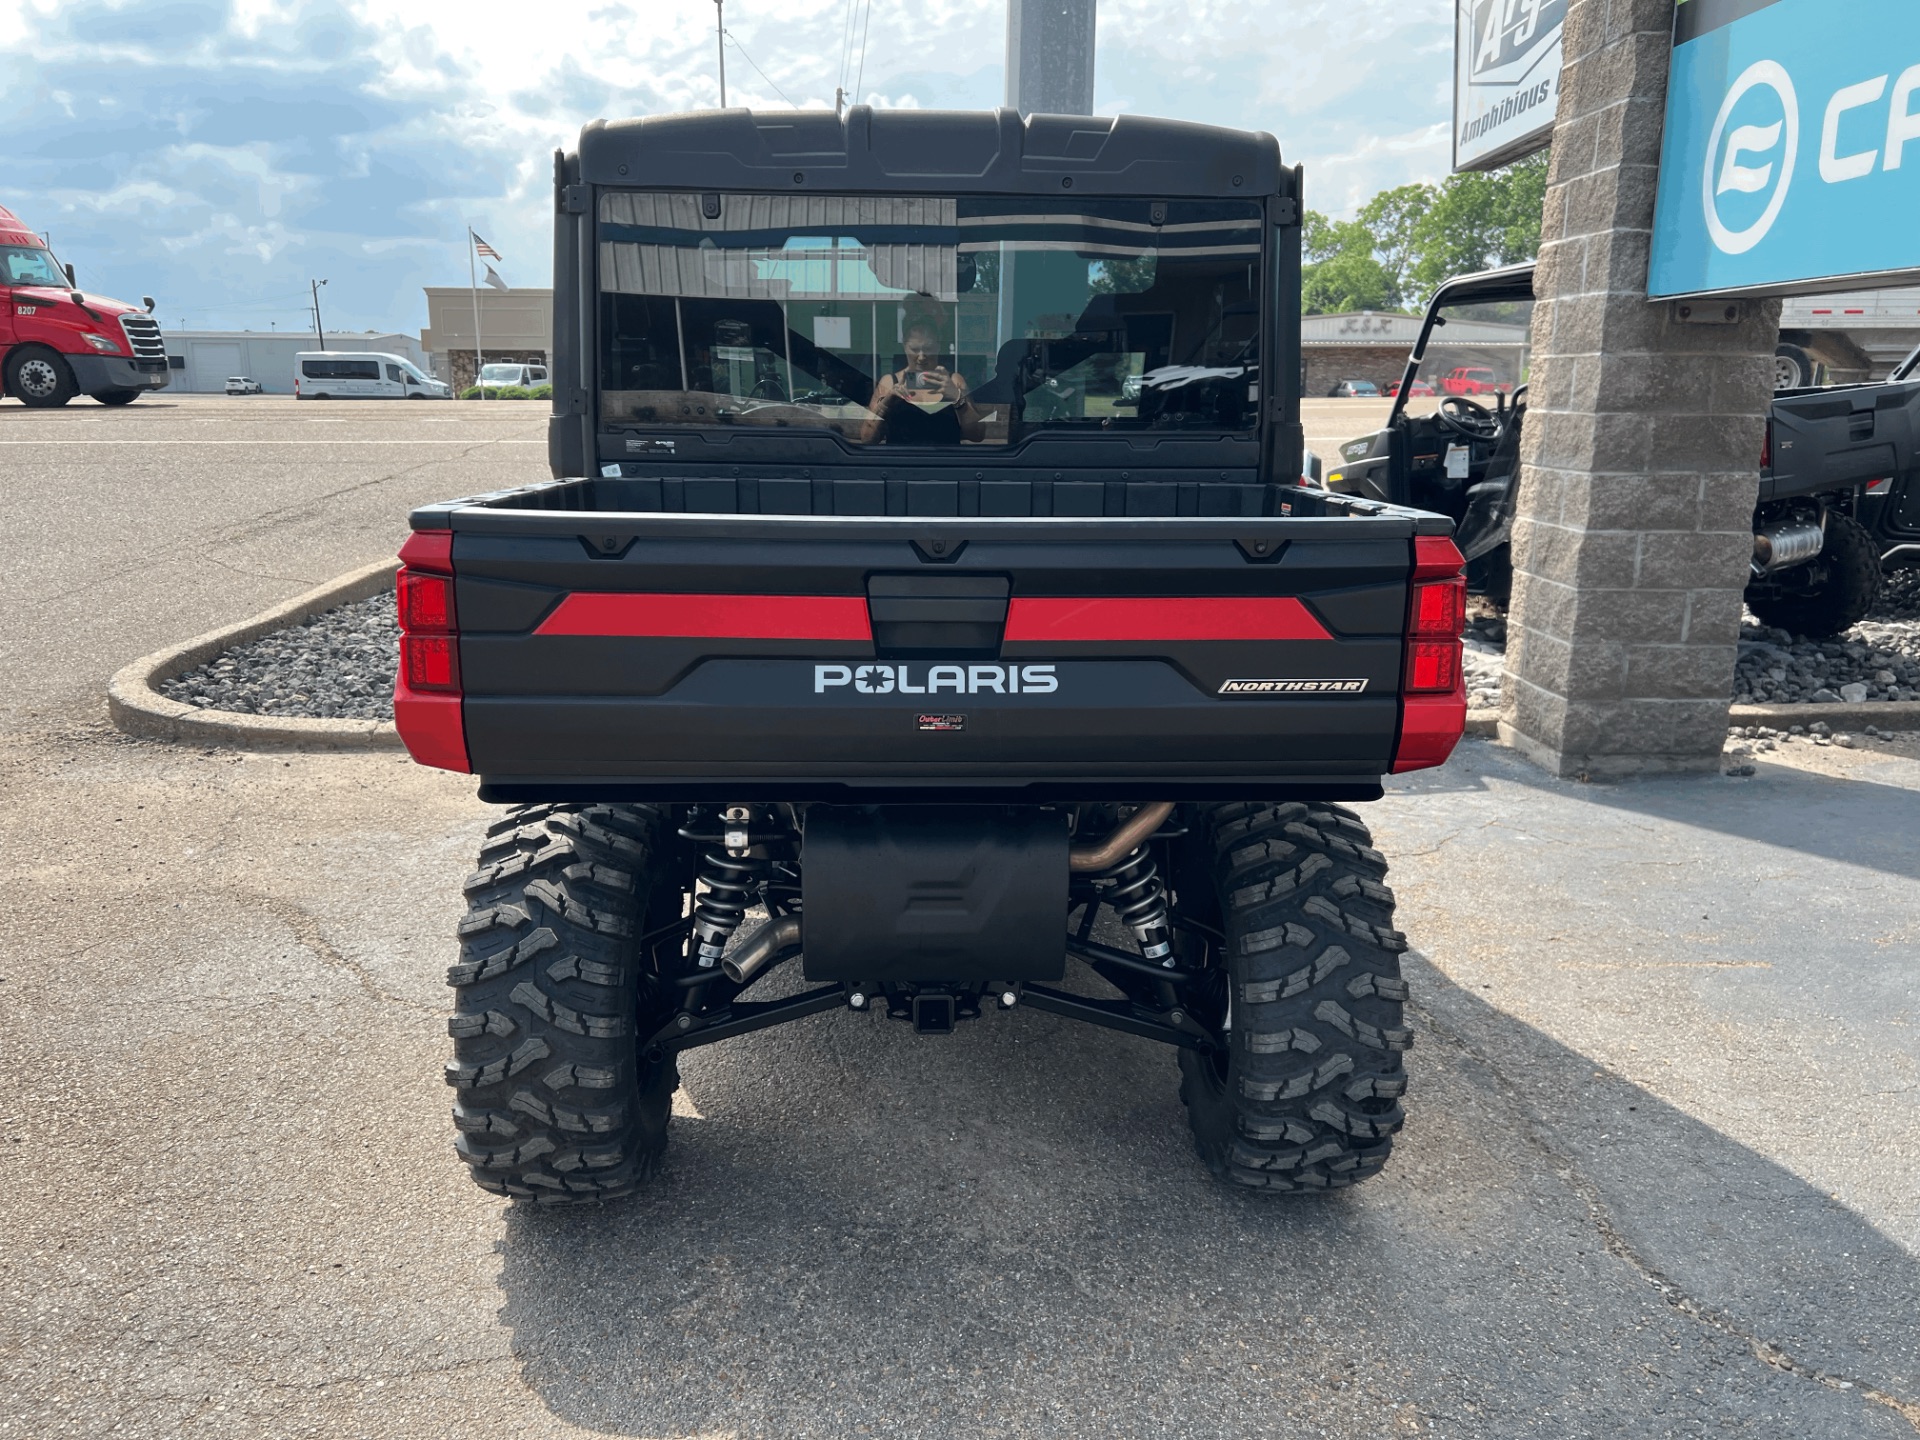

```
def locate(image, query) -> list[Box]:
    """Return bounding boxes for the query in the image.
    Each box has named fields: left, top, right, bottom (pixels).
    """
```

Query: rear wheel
left=1177, top=801, right=1411, bottom=1192
left=1774, top=343, right=1814, bottom=391
left=5, top=346, right=77, bottom=407
left=95, top=389, right=141, bottom=406
left=445, top=803, right=682, bottom=1204
left=1746, top=512, right=1881, bottom=638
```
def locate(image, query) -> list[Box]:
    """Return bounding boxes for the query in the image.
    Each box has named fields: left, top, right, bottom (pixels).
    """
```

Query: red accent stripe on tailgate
left=1003, top=596, right=1331, bottom=643
left=536, top=592, right=872, bottom=641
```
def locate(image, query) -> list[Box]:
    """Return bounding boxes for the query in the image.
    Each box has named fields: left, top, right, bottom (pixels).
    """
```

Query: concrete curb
left=1464, top=700, right=1920, bottom=744
left=107, top=559, right=404, bottom=752
left=1728, top=700, right=1920, bottom=730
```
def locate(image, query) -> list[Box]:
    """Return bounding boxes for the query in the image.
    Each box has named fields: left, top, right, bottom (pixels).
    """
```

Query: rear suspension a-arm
left=1018, top=984, right=1220, bottom=1053
left=644, top=985, right=845, bottom=1059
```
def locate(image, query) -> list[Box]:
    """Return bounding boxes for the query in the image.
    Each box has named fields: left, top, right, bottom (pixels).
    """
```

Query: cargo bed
left=397, top=480, right=1463, bottom=803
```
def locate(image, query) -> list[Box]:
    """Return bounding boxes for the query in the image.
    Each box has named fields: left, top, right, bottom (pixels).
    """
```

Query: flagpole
left=467, top=225, right=485, bottom=399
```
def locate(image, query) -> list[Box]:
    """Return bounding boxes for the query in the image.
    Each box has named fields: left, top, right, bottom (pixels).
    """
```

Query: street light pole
left=715, top=0, right=726, bottom=107
left=310, top=278, right=328, bottom=349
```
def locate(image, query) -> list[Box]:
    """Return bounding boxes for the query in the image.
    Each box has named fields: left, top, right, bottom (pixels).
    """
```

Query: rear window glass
left=597, top=192, right=1264, bottom=448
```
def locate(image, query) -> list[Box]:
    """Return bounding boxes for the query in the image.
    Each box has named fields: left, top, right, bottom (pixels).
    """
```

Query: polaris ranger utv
left=1329, top=263, right=1884, bottom=636
left=397, top=108, right=1468, bottom=1203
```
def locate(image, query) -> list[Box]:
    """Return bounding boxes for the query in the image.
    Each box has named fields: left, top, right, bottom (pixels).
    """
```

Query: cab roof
left=0, top=203, right=40, bottom=247
left=574, top=107, right=1291, bottom=200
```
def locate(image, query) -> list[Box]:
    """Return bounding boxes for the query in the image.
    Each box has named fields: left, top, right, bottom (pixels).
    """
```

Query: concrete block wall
left=1501, top=0, right=1783, bottom=777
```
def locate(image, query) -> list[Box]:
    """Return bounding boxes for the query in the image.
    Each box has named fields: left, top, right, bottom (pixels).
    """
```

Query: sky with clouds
left=0, top=0, right=1455, bottom=335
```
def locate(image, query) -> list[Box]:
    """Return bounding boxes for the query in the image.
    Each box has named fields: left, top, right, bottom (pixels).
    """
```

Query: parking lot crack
left=1411, top=983, right=1920, bottom=1434
left=1397, top=817, right=1502, bottom=858
left=234, top=891, right=439, bottom=1017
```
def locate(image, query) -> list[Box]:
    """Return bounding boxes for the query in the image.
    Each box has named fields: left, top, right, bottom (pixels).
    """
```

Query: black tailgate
left=441, top=511, right=1422, bottom=801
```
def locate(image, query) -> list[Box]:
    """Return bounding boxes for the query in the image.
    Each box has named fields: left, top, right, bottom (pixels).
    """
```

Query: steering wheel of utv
left=1436, top=394, right=1499, bottom=440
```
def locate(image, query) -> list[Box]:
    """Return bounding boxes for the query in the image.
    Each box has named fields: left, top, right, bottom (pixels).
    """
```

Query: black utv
left=1327, top=263, right=1885, bottom=637
left=397, top=107, right=1469, bottom=1203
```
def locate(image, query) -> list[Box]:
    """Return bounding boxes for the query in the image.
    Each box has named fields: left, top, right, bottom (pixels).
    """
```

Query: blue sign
left=1650, top=0, right=1920, bottom=297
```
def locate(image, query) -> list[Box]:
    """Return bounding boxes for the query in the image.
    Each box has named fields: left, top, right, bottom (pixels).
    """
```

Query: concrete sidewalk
left=1379, top=739, right=1920, bottom=1427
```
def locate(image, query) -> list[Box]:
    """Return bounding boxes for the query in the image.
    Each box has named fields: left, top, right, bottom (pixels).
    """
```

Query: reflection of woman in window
left=862, top=322, right=984, bottom=444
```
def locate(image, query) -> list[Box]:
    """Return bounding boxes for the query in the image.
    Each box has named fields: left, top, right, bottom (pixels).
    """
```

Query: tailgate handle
left=867, top=575, right=1010, bottom=657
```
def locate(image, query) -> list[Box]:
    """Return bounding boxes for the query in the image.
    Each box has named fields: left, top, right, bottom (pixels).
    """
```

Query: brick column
left=1500, top=0, right=1782, bottom=779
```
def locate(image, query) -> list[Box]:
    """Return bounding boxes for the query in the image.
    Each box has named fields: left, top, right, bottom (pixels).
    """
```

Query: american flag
left=472, top=232, right=501, bottom=261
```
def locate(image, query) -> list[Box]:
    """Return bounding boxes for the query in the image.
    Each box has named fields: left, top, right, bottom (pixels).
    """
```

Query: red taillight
left=1760, top=420, right=1772, bottom=472
left=1410, top=576, right=1465, bottom=641
left=1406, top=638, right=1461, bottom=692
left=394, top=528, right=468, bottom=773
left=402, top=633, right=460, bottom=691
left=398, top=570, right=454, bottom=633
left=1393, top=535, right=1468, bottom=774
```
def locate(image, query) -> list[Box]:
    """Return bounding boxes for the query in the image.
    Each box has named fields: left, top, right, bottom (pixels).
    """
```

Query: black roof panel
left=576, top=107, right=1288, bottom=198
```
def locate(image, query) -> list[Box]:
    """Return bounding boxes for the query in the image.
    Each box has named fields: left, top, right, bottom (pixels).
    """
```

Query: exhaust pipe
left=720, top=914, right=802, bottom=985
left=1752, top=518, right=1826, bottom=575
left=1069, top=802, right=1175, bottom=873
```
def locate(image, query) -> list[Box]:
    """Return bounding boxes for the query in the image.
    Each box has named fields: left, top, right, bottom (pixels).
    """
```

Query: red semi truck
left=1, top=204, right=170, bottom=407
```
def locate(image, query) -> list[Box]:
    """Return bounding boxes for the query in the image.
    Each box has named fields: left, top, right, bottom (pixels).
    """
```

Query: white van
left=294, top=351, right=450, bottom=400
left=474, top=362, right=548, bottom=390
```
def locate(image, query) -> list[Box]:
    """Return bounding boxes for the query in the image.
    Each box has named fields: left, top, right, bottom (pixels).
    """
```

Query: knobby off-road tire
left=445, top=803, right=680, bottom=1204
left=1178, top=801, right=1412, bottom=1192
left=1746, top=512, right=1882, bottom=639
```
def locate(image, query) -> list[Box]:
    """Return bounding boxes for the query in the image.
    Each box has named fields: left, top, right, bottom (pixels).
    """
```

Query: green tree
left=1403, top=150, right=1550, bottom=301
left=1301, top=251, right=1399, bottom=315
left=1298, top=150, right=1549, bottom=313
left=1357, top=183, right=1437, bottom=299
left=1301, top=210, right=1401, bottom=314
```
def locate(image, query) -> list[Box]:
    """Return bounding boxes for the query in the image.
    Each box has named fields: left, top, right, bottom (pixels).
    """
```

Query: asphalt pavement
left=0, top=394, right=1915, bottom=1439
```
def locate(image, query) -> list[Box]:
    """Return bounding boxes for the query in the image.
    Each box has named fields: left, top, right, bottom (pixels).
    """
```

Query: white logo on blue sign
left=1703, top=61, right=1799, bottom=256
left=1651, top=0, right=1920, bottom=298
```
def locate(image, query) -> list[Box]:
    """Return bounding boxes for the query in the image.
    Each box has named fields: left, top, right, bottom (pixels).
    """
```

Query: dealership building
left=421, top=287, right=553, bottom=391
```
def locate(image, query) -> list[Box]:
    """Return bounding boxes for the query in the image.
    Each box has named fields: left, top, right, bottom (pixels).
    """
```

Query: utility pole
left=310, top=278, right=328, bottom=349
left=1005, top=0, right=1096, bottom=116
left=715, top=0, right=727, bottom=107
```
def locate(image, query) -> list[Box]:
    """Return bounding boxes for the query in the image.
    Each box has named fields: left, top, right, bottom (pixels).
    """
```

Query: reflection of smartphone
left=912, top=370, right=940, bottom=391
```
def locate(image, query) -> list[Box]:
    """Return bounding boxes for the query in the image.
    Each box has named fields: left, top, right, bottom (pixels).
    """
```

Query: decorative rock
left=159, top=591, right=398, bottom=721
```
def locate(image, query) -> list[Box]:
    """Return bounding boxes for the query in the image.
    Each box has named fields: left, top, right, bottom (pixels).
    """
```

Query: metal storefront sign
left=1454, top=0, right=1566, bottom=172
left=1650, top=0, right=1920, bottom=298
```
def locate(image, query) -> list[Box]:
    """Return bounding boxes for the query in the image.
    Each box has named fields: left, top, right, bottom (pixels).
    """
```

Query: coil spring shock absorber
left=1094, top=846, right=1174, bottom=966
left=689, top=806, right=757, bottom=968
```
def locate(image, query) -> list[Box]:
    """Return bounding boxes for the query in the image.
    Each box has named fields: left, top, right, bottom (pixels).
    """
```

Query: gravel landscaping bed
left=160, top=590, right=398, bottom=720
left=1461, top=572, right=1920, bottom=710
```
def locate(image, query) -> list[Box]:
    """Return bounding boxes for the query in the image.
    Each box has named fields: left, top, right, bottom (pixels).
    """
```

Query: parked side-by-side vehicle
left=0, top=202, right=169, bottom=407
left=396, top=108, right=1469, bottom=1205
left=1327, top=262, right=1915, bottom=636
